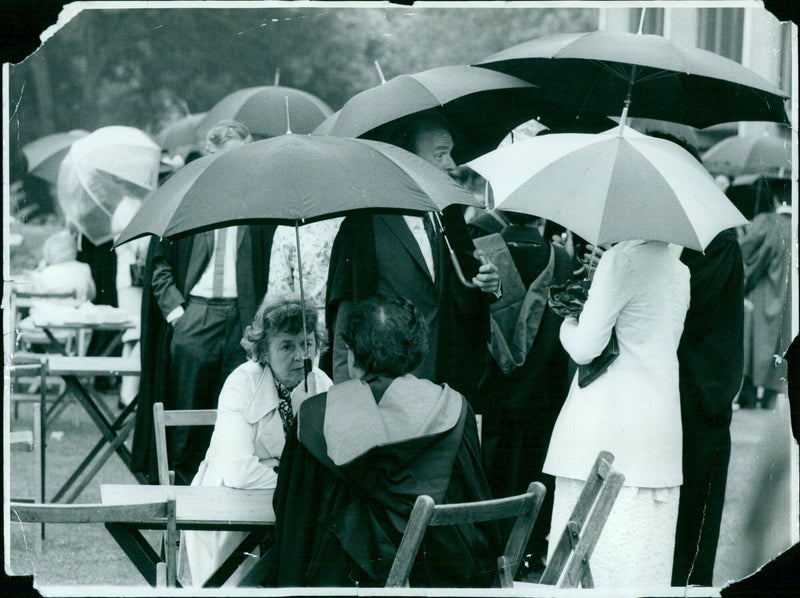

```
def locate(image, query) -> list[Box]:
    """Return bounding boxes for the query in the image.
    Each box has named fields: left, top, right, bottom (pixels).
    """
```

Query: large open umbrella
left=57, top=126, right=161, bottom=245
left=467, top=126, right=747, bottom=252
left=22, top=130, right=89, bottom=184
left=158, top=113, right=206, bottom=157
left=313, top=65, right=543, bottom=163
left=116, top=134, right=481, bottom=384
left=475, top=30, right=789, bottom=129
left=702, top=133, right=792, bottom=178
left=195, top=86, right=332, bottom=141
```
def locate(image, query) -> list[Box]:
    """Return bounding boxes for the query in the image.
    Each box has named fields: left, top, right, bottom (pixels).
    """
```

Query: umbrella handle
left=303, top=358, right=312, bottom=393
left=444, top=237, right=482, bottom=289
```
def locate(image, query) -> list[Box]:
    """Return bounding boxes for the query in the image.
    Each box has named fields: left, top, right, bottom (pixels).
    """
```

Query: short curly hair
left=206, top=119, right=251, bottom=153
left=241, top=296, right=327, bottom=365
left=342, top=296, right=428, bottom=378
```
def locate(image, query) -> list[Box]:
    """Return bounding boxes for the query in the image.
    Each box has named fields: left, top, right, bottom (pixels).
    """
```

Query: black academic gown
left=672, top=228, right=744, bottom=587
left=131, top=226, right=273, bottom=483
left=324, top=206, right=491, bottom=404
left=475, top=225, right=573, bottom=560
left=264, top=376, right=502, bottom=588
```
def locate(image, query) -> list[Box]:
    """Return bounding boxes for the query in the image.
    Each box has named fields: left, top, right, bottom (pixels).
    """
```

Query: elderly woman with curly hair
left=263, top=295, right=501, bottom=588
left=178, top=296, right=333, bottom=587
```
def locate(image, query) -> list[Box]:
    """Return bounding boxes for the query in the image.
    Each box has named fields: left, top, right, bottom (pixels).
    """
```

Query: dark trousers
left=672, top=431, right=731, bottom=587
left=167, top=296, right=246, bottom=485
left=482, top=415, right=554, bottom=562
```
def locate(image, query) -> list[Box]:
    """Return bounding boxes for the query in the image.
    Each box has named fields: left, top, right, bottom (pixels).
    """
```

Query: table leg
left=42, top=328, right=69, bottom=356
left=59, top=419, right=137, bottom=503
left=62, top=376, right=131, bottom=461
left=46, top=388, right=73, bottom=426
left=99, top=331, right=127, bottom=357
left=204, top=530, right=265, bottom=588
left=105, top=523, right=161, bottom=587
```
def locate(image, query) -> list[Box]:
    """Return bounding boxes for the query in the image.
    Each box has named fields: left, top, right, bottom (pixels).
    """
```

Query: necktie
left=423, top=214, right=438, bottom=280
left=212, top=228, right=227, bottom=297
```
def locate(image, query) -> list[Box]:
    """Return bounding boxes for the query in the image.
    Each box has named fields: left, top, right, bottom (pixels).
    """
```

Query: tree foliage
left=9, top=5, right=597, bottom=156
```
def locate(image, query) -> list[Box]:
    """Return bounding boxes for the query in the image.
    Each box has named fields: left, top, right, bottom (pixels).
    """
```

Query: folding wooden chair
left=8, top=360, right=47, bottom=510
left=385, top=481, right=546, bottom=588
left=9, top=499, right=179, bottom=587
left=152, top=402, right=217, bottom=486
left=501, top=450, right=624, bottom=589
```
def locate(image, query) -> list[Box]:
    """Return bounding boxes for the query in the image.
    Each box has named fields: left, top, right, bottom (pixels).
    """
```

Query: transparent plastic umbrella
left=22, top=129, right=89, bottom=184
left=57, top=126, right=161, bottom=245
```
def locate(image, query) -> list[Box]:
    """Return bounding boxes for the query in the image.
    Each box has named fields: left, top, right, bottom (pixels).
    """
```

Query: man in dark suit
left=131, top=121, right=275, bottom=484
left=672, top=227, right=744, bottom=587
left=325, top=114, right=500, bottom=404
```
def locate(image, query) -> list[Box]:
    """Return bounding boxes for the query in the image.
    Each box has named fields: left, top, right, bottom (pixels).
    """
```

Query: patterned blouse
left=266, top=218, right=343, bottom=326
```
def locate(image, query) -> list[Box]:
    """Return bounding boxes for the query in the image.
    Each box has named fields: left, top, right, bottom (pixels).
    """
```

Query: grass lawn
left=4, top=386, right=796, bottom=592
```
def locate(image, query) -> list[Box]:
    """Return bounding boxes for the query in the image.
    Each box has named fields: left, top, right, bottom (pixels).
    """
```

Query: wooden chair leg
left=164, top=499, right=178, bottom=587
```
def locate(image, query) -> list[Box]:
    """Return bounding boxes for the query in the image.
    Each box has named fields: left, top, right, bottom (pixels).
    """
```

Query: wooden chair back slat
left=10, top=499, right=178, bottom=587
left=9, top=501, right=170, bottom=524
left=385, top=481, right=546, bottom=588
left=561, top=469, right=624, bottom=588
left=153, top=403, right=217, bottom=486
left=536, top=450, right=624, bottom=589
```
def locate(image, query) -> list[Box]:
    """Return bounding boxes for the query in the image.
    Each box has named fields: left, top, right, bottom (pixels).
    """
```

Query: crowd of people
left=14, top=113, right=792, bottom=589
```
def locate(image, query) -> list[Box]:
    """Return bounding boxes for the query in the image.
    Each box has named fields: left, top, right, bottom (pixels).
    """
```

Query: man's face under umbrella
left=412, top=126, right=457, bottom=174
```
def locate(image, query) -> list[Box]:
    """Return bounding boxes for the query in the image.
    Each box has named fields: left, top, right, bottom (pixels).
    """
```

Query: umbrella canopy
left=702, top=133, right=792, bottom=177
left=475, top=30, right=789, bottom=128
left=158, top=112, right=206, bottom=156
left=57, top=126, right=161, bottom=245
left=467, top=125, right=747, bottom=251
left=195, top=86, right=332, bottom=141
left=116, top=134, right=480, bottom=246
left=21, top=130, right=89, bottom=184
left=313, top=65, right=542, bottom=163
left=726, top=172, right=791, bottom=220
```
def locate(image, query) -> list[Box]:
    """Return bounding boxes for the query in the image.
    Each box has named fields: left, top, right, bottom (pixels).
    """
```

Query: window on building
left=697, top=7, right=744, bottom=62
left=779, top=21, right=792, bottom=94
left=629, top=7, right=664, bottom=35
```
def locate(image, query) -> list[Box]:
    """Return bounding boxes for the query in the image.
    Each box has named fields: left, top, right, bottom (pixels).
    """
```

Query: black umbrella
left=475, top=30, right=789, bottom=129
left=313, top=65, right=546, bottom=163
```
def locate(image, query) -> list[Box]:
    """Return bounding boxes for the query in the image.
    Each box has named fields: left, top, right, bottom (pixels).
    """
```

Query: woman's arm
left=559, top=248, right=630, bottom=364
left=206, top=374, right=279, bottom=489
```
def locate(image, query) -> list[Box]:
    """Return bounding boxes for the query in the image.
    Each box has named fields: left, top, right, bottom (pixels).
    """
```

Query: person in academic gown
left=472, top=213, right=574, bottom=571
left=672, top=228, right=744, bottom=587
left=324, top=114, right=501, bottom=404
left=263, top=296, right=502, bottom=588
left=131, top=121, right=275, bottom=484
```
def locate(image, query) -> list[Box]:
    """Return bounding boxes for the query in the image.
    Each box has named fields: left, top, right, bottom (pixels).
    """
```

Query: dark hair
left=241, top=296, right=327, bottom=365
left=502, top=211, right=540, bottom=226
left=644, top=130, right=701, bottom=162
left=342, top=296, right=428, bottom=378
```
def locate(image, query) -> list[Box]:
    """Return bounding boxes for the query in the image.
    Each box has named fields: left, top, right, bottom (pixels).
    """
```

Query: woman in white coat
left=542, top=239, right=690, bottom=587
left=178, top=296, right=333, bottom=587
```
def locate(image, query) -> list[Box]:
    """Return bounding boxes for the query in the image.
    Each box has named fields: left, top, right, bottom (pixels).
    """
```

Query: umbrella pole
left=294, top=220, right=312, bottom=391
left=374, top=60, right=386, bottom=84
left=586, top=245, right=600, bottom=281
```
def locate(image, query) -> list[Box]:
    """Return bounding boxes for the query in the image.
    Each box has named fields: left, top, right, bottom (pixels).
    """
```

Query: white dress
left=543, top=240, right=690, bottom=587
left=177, top=361, right=332, bottom=587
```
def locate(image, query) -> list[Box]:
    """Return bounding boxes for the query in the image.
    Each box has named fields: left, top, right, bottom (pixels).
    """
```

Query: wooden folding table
left=45, top=356, right=148, bottom=503
left=101, top=484, right=275, bottom=587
